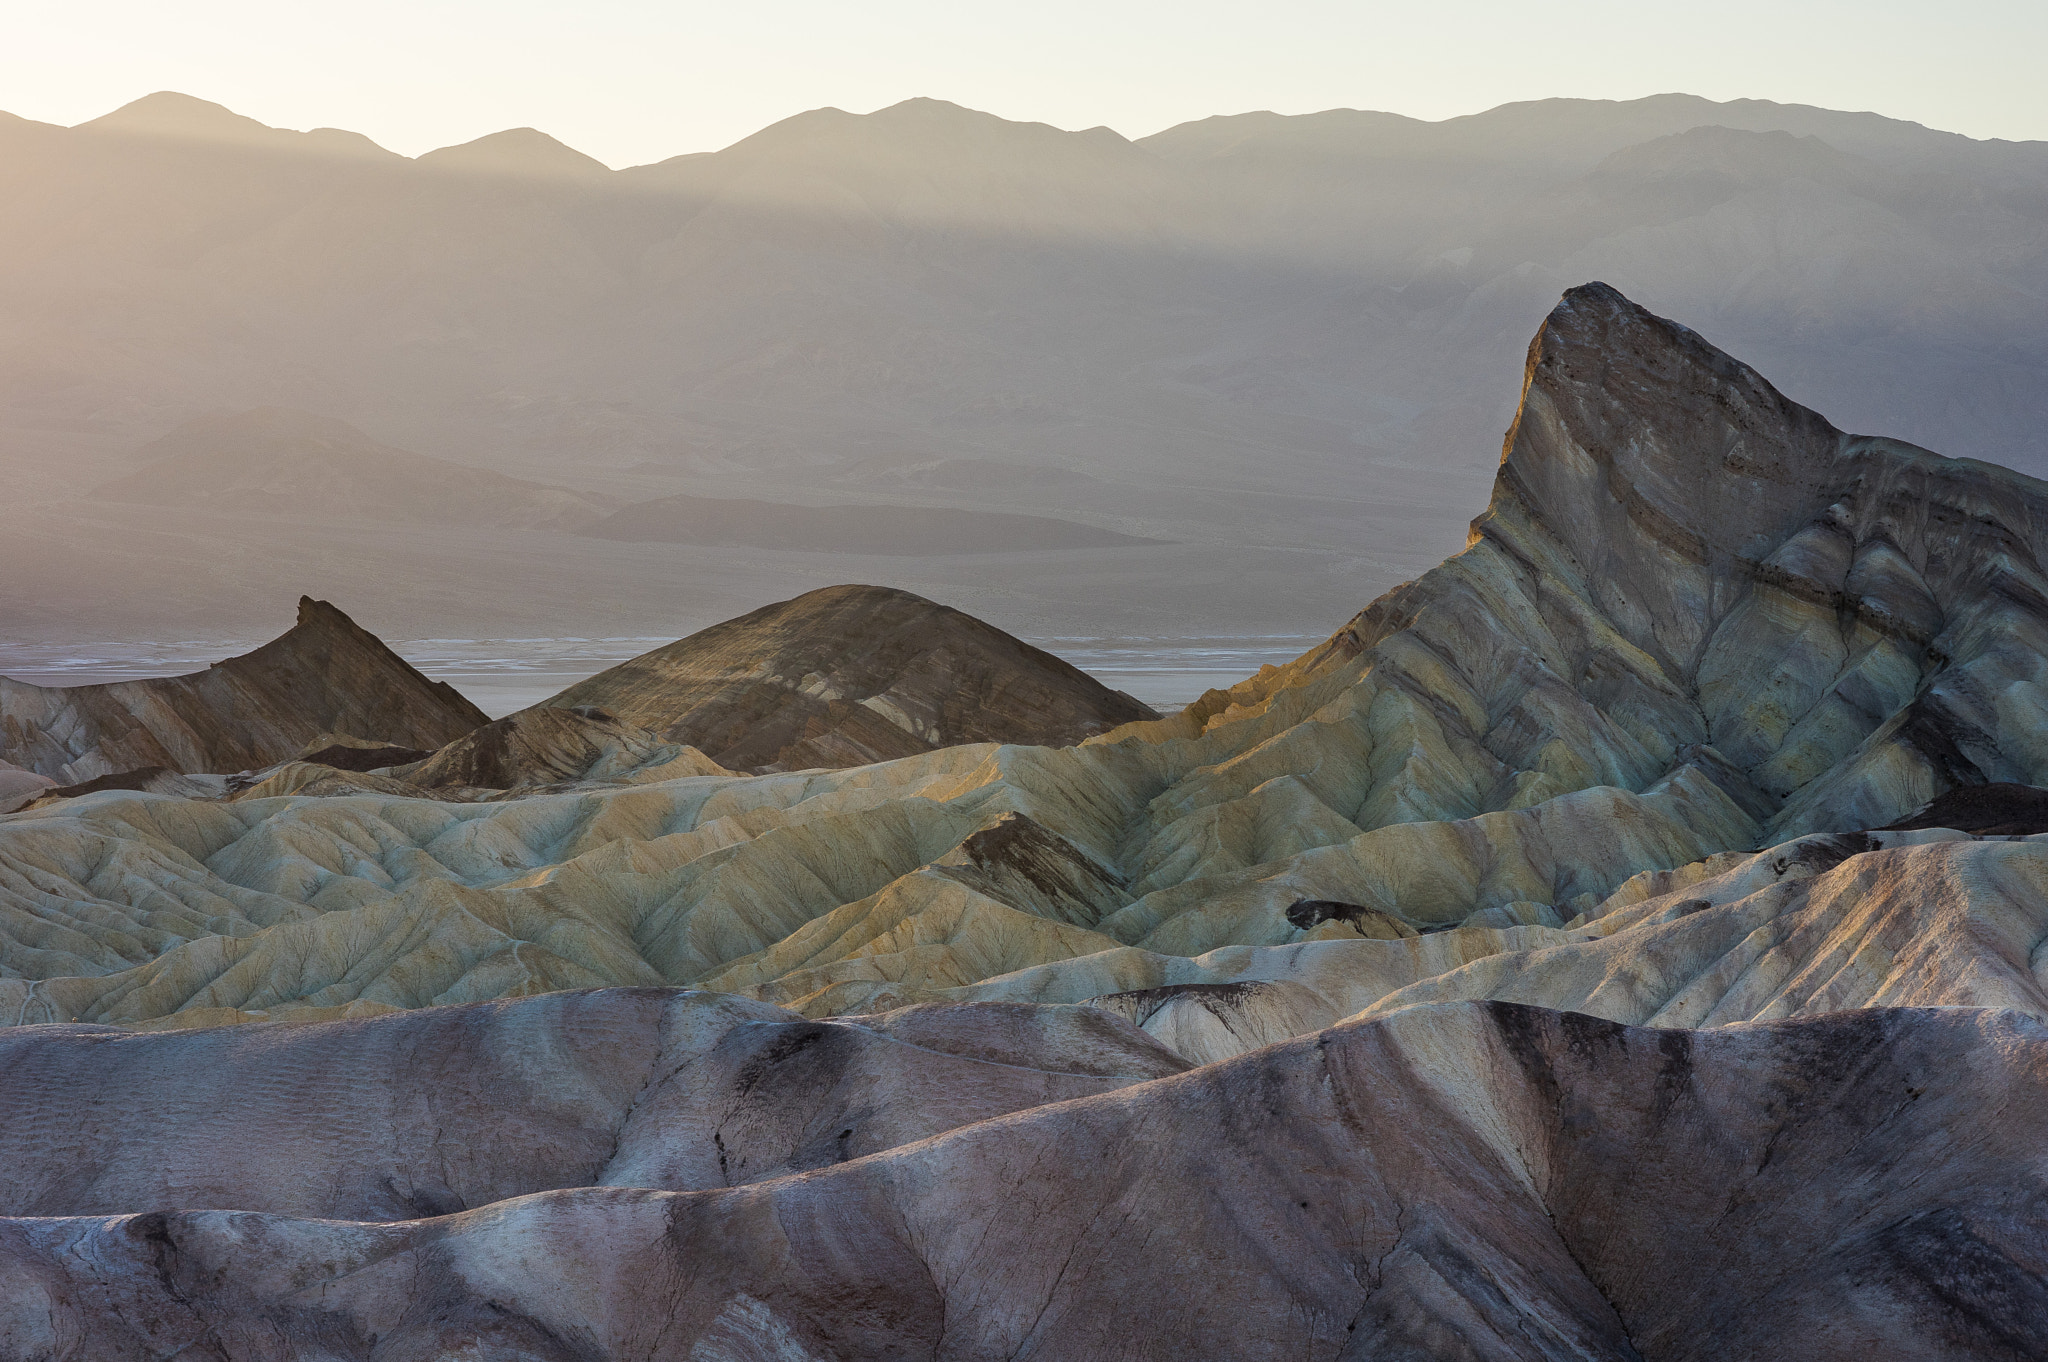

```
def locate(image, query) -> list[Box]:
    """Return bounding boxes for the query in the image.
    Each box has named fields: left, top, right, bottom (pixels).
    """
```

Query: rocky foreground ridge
left=1, top=992, right=2040, bottom=1358
left=2, top=284, right=2048, bottom=1353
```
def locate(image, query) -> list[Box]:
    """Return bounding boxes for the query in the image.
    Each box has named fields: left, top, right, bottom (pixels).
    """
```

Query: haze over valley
left=4, top=88, right=2046, bottom=676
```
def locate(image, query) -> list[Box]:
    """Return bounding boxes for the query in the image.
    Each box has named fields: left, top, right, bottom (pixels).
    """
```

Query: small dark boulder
left=42, top=767, right=170, bottom=799
left=1285, top=898, right=1418, bottom=937
left=298, top=741, right=437, bottom=773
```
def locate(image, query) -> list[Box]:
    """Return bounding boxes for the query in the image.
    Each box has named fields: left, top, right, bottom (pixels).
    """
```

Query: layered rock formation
left=0, top=597, right=488, bottom=782
left=541, top=583, right=1160, bottom=771
left=0, top=998, right=2039, bottom=1358
left=6, top=286, right=2048, bottom=1043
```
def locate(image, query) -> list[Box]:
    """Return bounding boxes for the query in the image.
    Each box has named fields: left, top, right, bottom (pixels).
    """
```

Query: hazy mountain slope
left=93, top=407, right=609, bottom=529
left=2, top=91, right=2045, bottom=641
left=77, top=89, right=398, bottom=160
left=417, top=126, right=613, bottom=180
left=581, top=493, right=1159, bottom=553
left=1, top=1000, right=2040, bottom=1359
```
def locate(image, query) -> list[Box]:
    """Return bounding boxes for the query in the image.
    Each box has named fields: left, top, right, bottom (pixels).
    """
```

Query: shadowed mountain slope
left=540, top=583, right=1160, bottom=772
left=417, top=126, right=613, bottom=180
left=0, top=597, right=487, bottom=781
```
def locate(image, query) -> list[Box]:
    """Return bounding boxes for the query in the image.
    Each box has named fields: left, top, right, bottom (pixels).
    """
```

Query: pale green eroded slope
left=0, top=728, right=1746, bottom=1028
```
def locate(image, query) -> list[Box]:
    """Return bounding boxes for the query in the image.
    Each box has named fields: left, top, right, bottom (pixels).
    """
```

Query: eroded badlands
left=3, top=283, right=2046, bottom=1356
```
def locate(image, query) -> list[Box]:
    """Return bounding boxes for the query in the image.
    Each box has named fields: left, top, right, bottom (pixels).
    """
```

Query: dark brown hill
left=0, top=597, right=487, bottom=781
left=540, top=584, right=1158, bottom=772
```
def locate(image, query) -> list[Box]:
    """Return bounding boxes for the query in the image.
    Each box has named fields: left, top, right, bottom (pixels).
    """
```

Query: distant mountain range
left=2, top=89, right=2044, bottom=641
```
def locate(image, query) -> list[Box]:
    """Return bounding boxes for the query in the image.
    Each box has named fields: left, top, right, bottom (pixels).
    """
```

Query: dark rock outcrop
left=294, top=735, right=438, bottom=773
left=1880, top=782, right=2048, bottom=836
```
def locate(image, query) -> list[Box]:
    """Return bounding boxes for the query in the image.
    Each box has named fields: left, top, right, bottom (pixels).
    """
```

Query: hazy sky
left=7, top=0, right=2045, bottom=167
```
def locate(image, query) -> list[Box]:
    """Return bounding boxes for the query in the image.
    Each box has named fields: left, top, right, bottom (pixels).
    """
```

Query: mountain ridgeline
left=5, top=89, right=2047, bottom=646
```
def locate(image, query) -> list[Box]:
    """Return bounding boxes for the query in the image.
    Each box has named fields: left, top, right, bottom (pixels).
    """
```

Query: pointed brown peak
left=294, top=594, right=353, bottom=629
left=0, top=598, right=485, bottom=779
left=279, top=596, right=488, bottom=724
left=205, top=595, right=492, bottom=752
left=1488, top=283, right=1842, bottom=566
